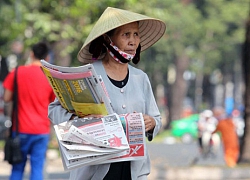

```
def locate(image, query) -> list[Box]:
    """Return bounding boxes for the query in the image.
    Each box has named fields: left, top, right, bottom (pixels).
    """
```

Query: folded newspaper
left=40, top=60, right=114, bottom=117
left=54, top=112, right=146, bottom=170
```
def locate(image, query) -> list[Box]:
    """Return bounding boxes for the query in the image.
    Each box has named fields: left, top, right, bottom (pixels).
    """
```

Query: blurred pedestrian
left=0, top=56, right=9, bottom=82
left=212, top=106, right=239, bottom=167
left=48, top=7, right=165, bottom=180
left=0, top=55, right=10, bottom=139
left=6, top=40, right=24, bottom=71
left=3, top=42, right=56, bottom=180
left=197, top=110, right=220, bottom=156
left=0, top=56, right=10, bottom=113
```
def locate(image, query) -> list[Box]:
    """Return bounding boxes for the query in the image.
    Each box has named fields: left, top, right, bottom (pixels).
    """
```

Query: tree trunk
left=52, top=39, right=72, bottom=66
left=239, top=19, right=250, bottom=163
left=51, top=20, right=72, bottom=66
left=169, top=53, right=189, bottom=121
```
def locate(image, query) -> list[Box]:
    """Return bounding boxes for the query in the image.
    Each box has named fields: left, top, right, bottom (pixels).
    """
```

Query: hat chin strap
left=132, top=44, right=141, bottom=64
left=103, top=40, right=141, bottom=64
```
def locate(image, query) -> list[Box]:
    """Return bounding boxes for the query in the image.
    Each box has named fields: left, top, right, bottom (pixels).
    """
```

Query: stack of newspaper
left=54, top=112, right=146, bottom=170
left=40, top=61, right=146, bottom=170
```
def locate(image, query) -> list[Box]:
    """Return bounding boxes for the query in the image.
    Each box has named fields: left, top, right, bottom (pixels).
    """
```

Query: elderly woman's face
left=110, top=22, right=140, bottom=55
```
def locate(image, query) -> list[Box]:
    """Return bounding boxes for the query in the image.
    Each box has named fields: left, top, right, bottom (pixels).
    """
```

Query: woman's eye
left=124, top=33, right=130, bottom=36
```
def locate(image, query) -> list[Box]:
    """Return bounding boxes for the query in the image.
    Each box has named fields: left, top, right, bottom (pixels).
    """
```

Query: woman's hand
left=143, top=114, right=156, bottom=132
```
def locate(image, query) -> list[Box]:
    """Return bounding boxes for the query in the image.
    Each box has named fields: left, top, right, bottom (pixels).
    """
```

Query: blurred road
left=1, top=141, right=250, bottom=180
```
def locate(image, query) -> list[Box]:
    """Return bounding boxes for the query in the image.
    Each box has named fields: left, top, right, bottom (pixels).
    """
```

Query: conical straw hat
left=77, top=7, right=166, bottom=64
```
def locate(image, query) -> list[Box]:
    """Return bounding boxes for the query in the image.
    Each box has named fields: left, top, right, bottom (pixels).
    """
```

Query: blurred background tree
left=0, top=0, right=250, bottom=162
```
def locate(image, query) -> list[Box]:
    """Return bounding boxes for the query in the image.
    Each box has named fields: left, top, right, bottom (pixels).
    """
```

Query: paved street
left=1, top=142, right=250, bottom=180
left=146, top=142, right=250, bottom=180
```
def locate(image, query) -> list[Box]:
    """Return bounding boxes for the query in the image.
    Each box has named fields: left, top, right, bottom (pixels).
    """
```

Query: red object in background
left=182, top=106, right=193, bottom=118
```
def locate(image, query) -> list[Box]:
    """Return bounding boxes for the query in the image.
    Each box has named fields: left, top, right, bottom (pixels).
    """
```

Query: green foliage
left=0, top=0, right=248, bottom=72
left=190, top=0, right=248, bottom=74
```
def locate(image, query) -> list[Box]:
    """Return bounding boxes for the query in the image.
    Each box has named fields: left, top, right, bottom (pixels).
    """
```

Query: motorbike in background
left=201, top=131, right=220, bottom=158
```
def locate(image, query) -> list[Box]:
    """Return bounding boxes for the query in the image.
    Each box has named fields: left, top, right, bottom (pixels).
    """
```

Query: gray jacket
left=48, top=61, right=162, bottom=180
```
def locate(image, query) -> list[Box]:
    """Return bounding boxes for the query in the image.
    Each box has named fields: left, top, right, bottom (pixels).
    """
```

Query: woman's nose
left=129, top=36, right=136, bottom=46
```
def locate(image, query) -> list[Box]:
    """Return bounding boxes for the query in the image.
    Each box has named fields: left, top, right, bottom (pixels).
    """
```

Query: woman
left=48, top=7, right=166, bottom=180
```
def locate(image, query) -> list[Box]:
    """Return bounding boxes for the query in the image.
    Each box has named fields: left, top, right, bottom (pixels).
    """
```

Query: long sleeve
left=143, top=74, right=162, bottom=140
left=48, top=98, right=73, bottom=125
